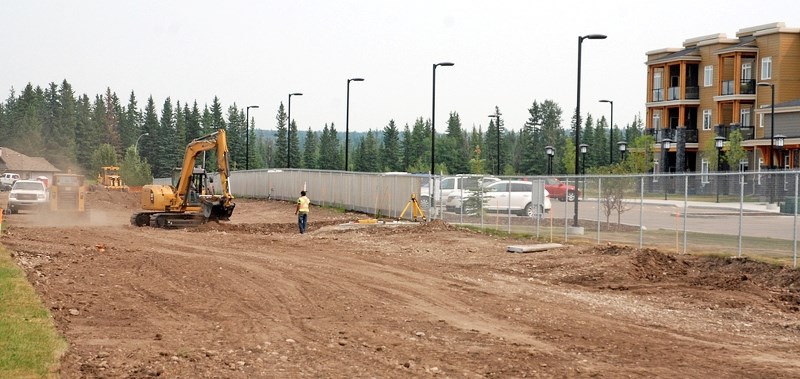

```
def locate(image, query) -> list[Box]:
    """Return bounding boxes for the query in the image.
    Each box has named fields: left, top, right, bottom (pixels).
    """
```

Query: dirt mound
left=191, top=219, right=348, bottom=234
left=86, top=190, right=140, bottom=210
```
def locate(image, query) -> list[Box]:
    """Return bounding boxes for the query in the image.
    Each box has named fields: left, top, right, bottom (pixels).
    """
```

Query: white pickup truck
left=6, top=180, right=48, bottom=213
left=1, top=172, right=20, bottom=191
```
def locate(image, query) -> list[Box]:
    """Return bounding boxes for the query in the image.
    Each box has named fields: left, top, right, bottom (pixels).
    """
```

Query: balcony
left=685, top=86, right=699, bottom=99
left=720, top=79, right=756, bottom=96
left=652, top=89, right=664, bottom=102
left=715, top=123, right=755, bottom=140
left=668, top=87, right=680, bottom=100
left=645, top=128, right=698, bottom=143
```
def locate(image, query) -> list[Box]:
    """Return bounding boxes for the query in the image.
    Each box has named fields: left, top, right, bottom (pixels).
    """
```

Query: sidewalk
left=611, top=198, right=782, bottom=216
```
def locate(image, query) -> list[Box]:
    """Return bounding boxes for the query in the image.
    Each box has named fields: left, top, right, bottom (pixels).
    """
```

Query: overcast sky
left=2, top=1, right=798, bottom=137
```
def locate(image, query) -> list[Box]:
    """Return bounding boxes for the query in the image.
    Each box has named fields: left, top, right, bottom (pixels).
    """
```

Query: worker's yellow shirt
left=297, top=196, right=310, bottom=213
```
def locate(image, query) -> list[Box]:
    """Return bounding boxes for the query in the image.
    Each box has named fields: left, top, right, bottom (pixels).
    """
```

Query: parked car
left=0, top=172, right=20, bottom=191
left=6, top=179, right=49, bottom=213
left=420, top=175, right=499, bottom=210
left=545, top=178, right=580, bottom=202
left=448, top=180, right=551, bottom=217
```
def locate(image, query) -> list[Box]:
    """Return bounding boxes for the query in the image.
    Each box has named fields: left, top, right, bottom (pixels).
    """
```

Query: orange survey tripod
left=398, top=193, right=427, bottom=222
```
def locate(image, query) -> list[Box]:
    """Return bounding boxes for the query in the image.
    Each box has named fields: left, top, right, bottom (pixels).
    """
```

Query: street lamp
left=488, top=112, right=501, bottom=175
left=345, top=78, right=365, bottom=171
left=599, top=99, right=614, bottom=165
left=574, top=33, right=607, bottom=228
left=287, top=93, right=302, bottom=168
left=245, top=105, right=259, bottom=170
left=135, top=132, right=149, bottom=155
left=579, top=144, right=588, bottom=175
left=545, top=145, right=555, bottom=175
left=776, top=134, right=786, bottom=168
left=617, top=141, right=627, bottom=161
left=715, top=135, right=726, bottom=203
left=431, top=62, right=454, bottom=218
left=662, top=138, right=672, bottom=200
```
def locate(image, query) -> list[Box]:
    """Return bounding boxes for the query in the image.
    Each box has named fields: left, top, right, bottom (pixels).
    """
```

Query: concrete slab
left=506, top=243, right=564, bottom=253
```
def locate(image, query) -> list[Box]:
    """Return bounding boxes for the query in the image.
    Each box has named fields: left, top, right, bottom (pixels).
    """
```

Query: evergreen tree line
left=0, top=80, right=647, bottom=181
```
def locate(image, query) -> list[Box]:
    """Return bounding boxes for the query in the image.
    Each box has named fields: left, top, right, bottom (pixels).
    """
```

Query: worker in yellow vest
left=295, top=190, right=311, bottom=234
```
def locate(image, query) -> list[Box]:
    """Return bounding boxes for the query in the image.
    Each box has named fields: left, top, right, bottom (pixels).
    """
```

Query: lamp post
left=345, top=78, right=365, bottom=171
left=715, top=135, right=726, bottom=203
left=617, top=141, right=627, bottom=161
left=245, top=105, right=259, bottom=170
left=574, top=33, right=607, bottom=228
left=579, top=144, right=588, bottom=201
left=287, top=93, right=302, bottom=168
left=662, top=138, right=672, bottom=200
left=599, top=99, right=614, bottom=165
left=776, top=134, right=786, bottom=203
left=488, top=112, right=501, bottom=175
left=135, top=132, right=149, bottom=155
left=545, top=145, right=555, bottom=175
left=431, top=62, right=454, bottom=218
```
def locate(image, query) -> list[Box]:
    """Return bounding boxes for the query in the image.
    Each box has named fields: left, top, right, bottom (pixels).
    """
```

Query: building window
left=761, top=57, right=772, bottom=80
left=740, top=108, right=751, bottom=127
left=704, top=65, right=713, bottom=87
left=652, top=110, right=662, bottom=129
left=703, top=109, right=712, bottom=130
left=741, top=62, right=752, bottom=80
left=759, top=113, right=764, bottom=128
left=653, top=159, right=659, bottom=182
left=701, top=159, right=710, bottom=184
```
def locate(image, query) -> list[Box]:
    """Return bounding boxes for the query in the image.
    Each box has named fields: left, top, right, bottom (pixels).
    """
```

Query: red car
left=545, top=178, right=580, bottom=202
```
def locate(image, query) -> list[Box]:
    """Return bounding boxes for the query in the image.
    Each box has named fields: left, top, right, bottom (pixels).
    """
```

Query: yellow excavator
left=130, top=129, right=235, bottom=228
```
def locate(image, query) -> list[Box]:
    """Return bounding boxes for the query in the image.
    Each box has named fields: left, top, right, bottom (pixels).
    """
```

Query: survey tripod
left=398, top=193, right=426, bottom=222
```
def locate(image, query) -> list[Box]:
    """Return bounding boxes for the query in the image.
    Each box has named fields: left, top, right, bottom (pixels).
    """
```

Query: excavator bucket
left=202, top=199, right=236, bottom=221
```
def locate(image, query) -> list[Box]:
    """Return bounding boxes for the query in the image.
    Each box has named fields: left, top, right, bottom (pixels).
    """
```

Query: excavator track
left=130, top=212, right=207, bottom=229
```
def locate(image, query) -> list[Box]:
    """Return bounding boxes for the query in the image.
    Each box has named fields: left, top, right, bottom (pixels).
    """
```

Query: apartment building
left=645, top=22, right=800, bottom=174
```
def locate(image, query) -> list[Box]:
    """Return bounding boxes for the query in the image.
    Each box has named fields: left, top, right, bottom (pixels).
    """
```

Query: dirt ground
left=2, top=190, right=800, bottom=378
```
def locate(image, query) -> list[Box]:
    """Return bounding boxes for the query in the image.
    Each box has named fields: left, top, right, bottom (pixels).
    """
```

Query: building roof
left=646, top=47, right=701, bottom=65
left=0, top=147, right=61, bottom=172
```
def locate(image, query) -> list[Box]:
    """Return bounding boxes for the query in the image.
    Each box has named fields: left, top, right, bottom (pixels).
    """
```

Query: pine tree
left=401, top=123, right=412, bottom=170
left=185, top=101, right=202, bottom=142
left=302, top=127, right=318, bottom=169
left=120, top=91, right=141, bottom=151
left=103, top=88, right=122, bottom=156
left=440, top=112, right=468, bottom=174
left=520, top=101, right=545, bottom=175
left=74, top=94, right=95, bottom=172
left=288, top=120, right=301, bottom=169
left=140, top=96, right=159, bottom=175
left=381, top=120, right=402, bottom=172
left=355, top=130, right=380, bottom=172
left=273, top=102, right=288, bottom=168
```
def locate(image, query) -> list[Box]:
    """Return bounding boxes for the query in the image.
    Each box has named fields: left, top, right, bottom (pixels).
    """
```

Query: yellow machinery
left=96, top=166, right=128, bottom=191
left=49, top=173, right=88, bottom=214
left=398, top=193, right=426, bottom=222
left=130, top=129, right=235, bottom=228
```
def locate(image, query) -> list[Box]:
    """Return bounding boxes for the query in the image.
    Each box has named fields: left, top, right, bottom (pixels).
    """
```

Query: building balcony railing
left=721, top=79, right=756, bottom=96
left=668, top=87, right=680, bottom=101
left=652, top=89, right=664, bottom=102
left=715, top=123, right=755, bottom=140
left=645, top=128, right=698, bottom=143
left=740, top=79, right=755, bottom=95
left=685, top=86, right=699, bottom=99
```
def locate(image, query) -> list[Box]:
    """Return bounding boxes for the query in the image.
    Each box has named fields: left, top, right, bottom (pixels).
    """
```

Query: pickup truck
left=1, top=172, right=20, bottom=191
left=6, top=180, right=49, bottom=213
left=419, top=175, right=499, bottom=210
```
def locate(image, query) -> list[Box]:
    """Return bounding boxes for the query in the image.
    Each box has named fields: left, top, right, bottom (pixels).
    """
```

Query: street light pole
left=599, top=99, right=613, bottom=165
left=488, top=112, right=501, bottom=175
left=574, top=33, right=607, bottom=228
left=345, top=78, right=365, bottom=171
left=287, top=93, right=302, bottom=168
left=245, top=105, right=259, bottom=170
left=135, top=132, right=149, bottom=155
left=431, top=62, right=454, bottom=218
left=545, top=145, right=554, bottom=175
left=662, top=138, right=672, bottom=201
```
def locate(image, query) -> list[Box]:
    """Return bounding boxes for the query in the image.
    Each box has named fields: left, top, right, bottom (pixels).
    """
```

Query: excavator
left=130, top=129, right=235, bottom=228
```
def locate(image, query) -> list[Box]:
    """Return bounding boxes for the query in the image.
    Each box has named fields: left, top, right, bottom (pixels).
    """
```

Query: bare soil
left=2, top=191, right=800, bottom=378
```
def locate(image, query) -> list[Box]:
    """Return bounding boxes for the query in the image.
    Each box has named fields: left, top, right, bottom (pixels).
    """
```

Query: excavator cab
left=172, top=166, right=208, bottom=207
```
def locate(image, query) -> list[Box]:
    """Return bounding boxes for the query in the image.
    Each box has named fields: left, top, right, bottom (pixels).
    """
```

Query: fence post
left=639, top=176, right=644, bottom=248
left=738, top=172, right=744, bottom=257
left=564, top=178, right=570, bottom=242
left=794, top=173, right=798, bottom=267
left=683, top=173, right=688, bottom=254
left=596, top=177, right=601, bottom=243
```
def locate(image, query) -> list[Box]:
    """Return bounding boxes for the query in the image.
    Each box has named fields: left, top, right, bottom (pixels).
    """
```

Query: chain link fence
left=158, top=169, right=800, bottom=266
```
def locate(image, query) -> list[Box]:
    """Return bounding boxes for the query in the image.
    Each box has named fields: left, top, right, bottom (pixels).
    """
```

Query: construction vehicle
left=130, top=129, right=235, bottom=228
left=96, top=166, right=129, bottom=191
left=49, top=173, right=88, bottom=215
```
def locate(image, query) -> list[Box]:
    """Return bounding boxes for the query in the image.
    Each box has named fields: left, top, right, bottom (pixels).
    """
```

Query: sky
left=2, top=0, right=799, bottom=137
